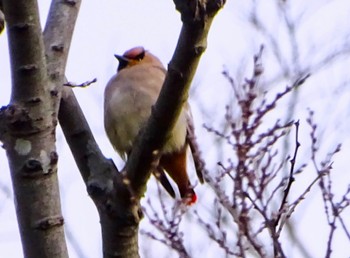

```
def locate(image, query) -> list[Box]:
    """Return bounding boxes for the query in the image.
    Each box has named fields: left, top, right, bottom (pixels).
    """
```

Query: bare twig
left=63, top=78, right=97, bottom=88
left=194, top=205, right=239, bottom=256
left=307, top=110, right=349, bottom=258
left=141, top=197, right=190, bottom=258
left=275, top=121, right=300, bottom=228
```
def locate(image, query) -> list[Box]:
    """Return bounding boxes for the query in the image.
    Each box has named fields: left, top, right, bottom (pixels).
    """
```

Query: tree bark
left=0, top=0, right=68, bottom=257
left=0, top=0, right=80, bottom=257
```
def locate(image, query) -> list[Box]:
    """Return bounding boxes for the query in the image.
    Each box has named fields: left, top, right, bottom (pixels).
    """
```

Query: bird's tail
left=180, top=186, right=197, bottom=205
left=159, top=146, right=197, bottom=205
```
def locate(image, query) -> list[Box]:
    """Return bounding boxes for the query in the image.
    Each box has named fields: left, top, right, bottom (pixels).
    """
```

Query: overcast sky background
left=1, top=0, right=350, bottom=257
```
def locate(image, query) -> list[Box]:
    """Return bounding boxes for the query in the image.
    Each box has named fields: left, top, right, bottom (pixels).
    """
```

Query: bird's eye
left=134, top=51, right=145, bottom=61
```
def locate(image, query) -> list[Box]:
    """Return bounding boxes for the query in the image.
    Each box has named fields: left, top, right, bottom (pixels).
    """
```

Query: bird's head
left=114, top=46, right=162, bottom=71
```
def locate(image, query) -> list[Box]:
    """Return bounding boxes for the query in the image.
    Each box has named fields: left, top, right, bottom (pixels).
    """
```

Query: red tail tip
left=184, top=192, right=197, bottom=205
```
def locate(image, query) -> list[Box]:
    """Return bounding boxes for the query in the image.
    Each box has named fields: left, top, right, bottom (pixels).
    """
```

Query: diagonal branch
left=126, top=0, right=226, bottom=199
left=58, top=87, right=117, bottom=195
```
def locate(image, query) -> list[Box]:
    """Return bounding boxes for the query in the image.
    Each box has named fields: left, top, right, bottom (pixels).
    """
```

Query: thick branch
left=126, top=0, right=226, bottom=199
left=58, top=87, right=116, bottom=189
left=43, top=0, right=82, bottom=114
left=4, top=0, right=48, bottom=104
left=59, top=86, right=140, bottom=258
left=1, top=0, right=68, bottom=257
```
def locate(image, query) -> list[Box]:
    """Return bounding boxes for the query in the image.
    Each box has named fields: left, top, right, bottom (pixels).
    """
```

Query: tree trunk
left=1, top=0, right=68, bottom=257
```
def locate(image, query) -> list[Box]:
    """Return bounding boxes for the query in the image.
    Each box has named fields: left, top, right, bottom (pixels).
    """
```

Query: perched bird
left=104, top=46, right=203, bottom=205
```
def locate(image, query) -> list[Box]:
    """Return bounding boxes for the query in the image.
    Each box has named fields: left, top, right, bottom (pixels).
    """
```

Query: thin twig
left=63, top=78, right=97, bottom=88
left=275, top=121, right=300, bottom=227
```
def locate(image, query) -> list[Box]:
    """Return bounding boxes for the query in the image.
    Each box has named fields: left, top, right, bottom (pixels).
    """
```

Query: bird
left=104, top=46, right=203, bottom=205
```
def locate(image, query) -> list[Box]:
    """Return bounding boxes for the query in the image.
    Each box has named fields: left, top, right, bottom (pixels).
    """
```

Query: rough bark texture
left=0, top=0, right=68, bottom=257
left=0, top=0, right=80, bottom=257
left=43, top=0, right=81, bottom=114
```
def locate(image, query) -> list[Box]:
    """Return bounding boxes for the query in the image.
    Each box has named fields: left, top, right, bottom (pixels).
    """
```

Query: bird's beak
left=114, top=54, right=129, bottom=63
left=114, top=54, right=130, bottom=71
